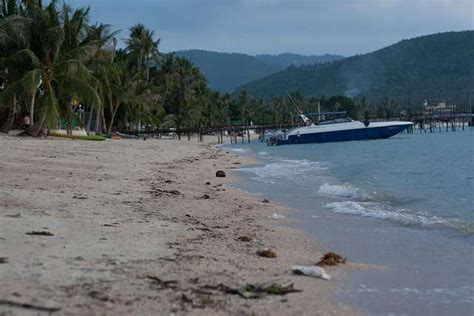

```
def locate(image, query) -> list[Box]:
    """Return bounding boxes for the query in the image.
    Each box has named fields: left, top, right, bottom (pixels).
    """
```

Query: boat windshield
left=318, top=118, right=353, bottom=125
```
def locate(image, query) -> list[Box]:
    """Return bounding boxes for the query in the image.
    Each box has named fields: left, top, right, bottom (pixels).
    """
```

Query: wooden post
left=452, top=107, right=456, bottom=132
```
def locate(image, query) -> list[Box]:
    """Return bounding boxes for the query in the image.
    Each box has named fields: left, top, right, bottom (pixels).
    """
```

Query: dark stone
left=237, top=236, right=252, bottom=242
left=215, top=170, right=226, bottom=177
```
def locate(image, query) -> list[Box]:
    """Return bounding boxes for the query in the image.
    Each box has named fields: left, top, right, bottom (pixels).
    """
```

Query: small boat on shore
left=268, top=113, right=413, bottom=146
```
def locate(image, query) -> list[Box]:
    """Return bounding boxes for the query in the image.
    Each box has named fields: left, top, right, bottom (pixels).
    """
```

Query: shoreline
left=0, top=135, right=358, bottom=315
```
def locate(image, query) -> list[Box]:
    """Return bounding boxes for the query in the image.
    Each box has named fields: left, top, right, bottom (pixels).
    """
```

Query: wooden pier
left=126, top=112, right=472, bottom=144
left=403, top=112, right=473, bottom=134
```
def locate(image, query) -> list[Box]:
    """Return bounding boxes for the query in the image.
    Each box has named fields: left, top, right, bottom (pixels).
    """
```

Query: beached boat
left=268, top=114, right=413, bottom=146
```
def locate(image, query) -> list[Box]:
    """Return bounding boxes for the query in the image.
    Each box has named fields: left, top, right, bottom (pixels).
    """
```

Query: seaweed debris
left=317, top=252, right=346, bottom=266
left=256, top=249, right=277, bottom=258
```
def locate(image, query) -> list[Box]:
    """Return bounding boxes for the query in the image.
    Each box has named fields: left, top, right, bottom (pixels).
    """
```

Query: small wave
left=324, top=201, right=474, bottom=234
left=325, top=201, right=447, bottom=226
left=317, top=183, right=369, bottom=200
left=258, top=151, right=269, bottom=156
left=229, top=147, right=248, bottom=153
left=238, top=159, right=330, bottom=184
left=269, top=213, right=287, bottom=219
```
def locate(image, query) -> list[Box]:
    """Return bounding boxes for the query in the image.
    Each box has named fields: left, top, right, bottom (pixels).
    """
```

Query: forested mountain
left=256, top=53, right=343, bottom=68
left=174, top=50, right=344, bottom=92
left=238, top=31, right=474, bottom=106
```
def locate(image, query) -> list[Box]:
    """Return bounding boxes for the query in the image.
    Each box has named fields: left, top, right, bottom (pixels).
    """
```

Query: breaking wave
left=238, top=159, right=330, bottom=184
left=317, top=183, right=370, bottom=200
left=229, top=147, right=248, bottom=153
left=324, top=201, right=474, bottom=234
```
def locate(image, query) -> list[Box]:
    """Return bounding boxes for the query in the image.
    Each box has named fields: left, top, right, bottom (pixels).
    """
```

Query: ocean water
left=229, top=129, right=474, bottom=315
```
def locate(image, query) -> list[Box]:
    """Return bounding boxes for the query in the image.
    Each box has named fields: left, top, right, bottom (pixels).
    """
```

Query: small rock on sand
left=215, top=170, right=226, bottom=177
left=256, top=249, right=277, bottom=258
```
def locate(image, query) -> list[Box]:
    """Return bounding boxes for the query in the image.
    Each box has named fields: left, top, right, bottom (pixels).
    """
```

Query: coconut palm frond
left=12, top=48, right=40, bottom=68
left=66, top=41, right=99, bottom=62
left=57, top=59, right=97, bottom=85
left=0, top=68, right=40, bottom=105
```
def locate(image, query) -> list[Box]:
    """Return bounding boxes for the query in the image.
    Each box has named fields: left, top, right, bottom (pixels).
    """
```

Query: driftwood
left=151, top=188, right=181, bottom=196
left=146, top=276, right=179, bottom=289
left=25, top=231, right=54, bottom=236
left=0, top=298, right=61, bottom=312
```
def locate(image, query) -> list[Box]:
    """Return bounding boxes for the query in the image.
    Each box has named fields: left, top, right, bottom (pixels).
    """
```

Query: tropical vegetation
left=0, top=0, right=234, bottom=137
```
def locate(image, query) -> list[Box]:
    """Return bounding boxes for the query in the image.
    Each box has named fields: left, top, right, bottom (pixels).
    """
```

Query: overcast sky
left=69, top=0, right=473, bottom=56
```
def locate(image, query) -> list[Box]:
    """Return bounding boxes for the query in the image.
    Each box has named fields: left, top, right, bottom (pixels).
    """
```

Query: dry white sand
left=0, top=134, right=362, bottom=315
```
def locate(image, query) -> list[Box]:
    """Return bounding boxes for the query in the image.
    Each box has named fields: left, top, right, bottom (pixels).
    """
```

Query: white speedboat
left=269, top=115, right=413, bottom=146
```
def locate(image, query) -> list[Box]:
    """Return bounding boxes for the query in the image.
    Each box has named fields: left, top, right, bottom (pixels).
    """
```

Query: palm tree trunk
left=28, top=92, right=36, bottom=125
left=145, top=55, right=150, bottom=84
left=86, top=106, right=94, bottom=132
left=187, top=122, right=191, bottom=141
left=108, top=106, right=119, bottom=134
left=95, top=107, right=101, bottom=133
left=101, top=108, right=107, bottom=134
left=0, top=95, right=18, bottom=133
left=27, top=107, right=48, bottom=137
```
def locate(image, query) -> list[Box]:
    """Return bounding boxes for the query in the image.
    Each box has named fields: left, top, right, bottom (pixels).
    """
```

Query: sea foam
left=324, top=201, right=451, bottom=228
left=238, top=159, right=329, bottom=184
left=317, top=183, right=369, bottom=200
left=229, top=147, right=248, bottom=153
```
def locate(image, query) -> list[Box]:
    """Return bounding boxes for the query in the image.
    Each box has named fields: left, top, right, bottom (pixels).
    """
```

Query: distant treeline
left=225, top=91, right=474, bottom=127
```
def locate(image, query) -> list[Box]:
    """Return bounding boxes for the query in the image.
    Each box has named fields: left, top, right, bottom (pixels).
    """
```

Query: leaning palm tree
left=0, top=0, right=101, bottom=135
left=0, top=0, right=31, bottom=131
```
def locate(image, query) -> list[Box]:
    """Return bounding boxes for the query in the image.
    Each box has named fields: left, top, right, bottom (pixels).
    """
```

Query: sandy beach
left=0, top=134, right=359, bottom=315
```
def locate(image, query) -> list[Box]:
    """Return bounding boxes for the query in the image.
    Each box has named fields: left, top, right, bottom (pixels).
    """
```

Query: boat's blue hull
left=276, top=124, right=411, bottom=145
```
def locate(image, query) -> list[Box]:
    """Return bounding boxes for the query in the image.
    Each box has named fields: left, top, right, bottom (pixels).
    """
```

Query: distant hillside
left=256, top=53, right=343, bottom=68
left=238, top=31, right=474, bottom=105
left=174, top=50, right=344, bottom=92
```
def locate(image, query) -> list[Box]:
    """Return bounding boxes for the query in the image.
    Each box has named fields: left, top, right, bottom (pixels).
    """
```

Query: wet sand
left=0, top=134, right=359, bottom=315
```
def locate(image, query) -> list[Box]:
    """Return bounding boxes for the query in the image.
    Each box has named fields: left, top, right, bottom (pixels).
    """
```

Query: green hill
left=238, top=31, right=474, bottom=105
left=256, top=53, right=343, bottom=68
left=174, top=50, right=344, bottom=92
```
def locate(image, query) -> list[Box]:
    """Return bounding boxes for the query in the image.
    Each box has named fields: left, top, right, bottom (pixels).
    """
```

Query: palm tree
left=125, top=23, right=160, bottom=83
left=0, top=0, right=101, bottom=135
left=85, top=22, right=118, bottom=132
left=157, top=56, right=204, bottom=139
left=0, top=0, right=30, bottom=132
